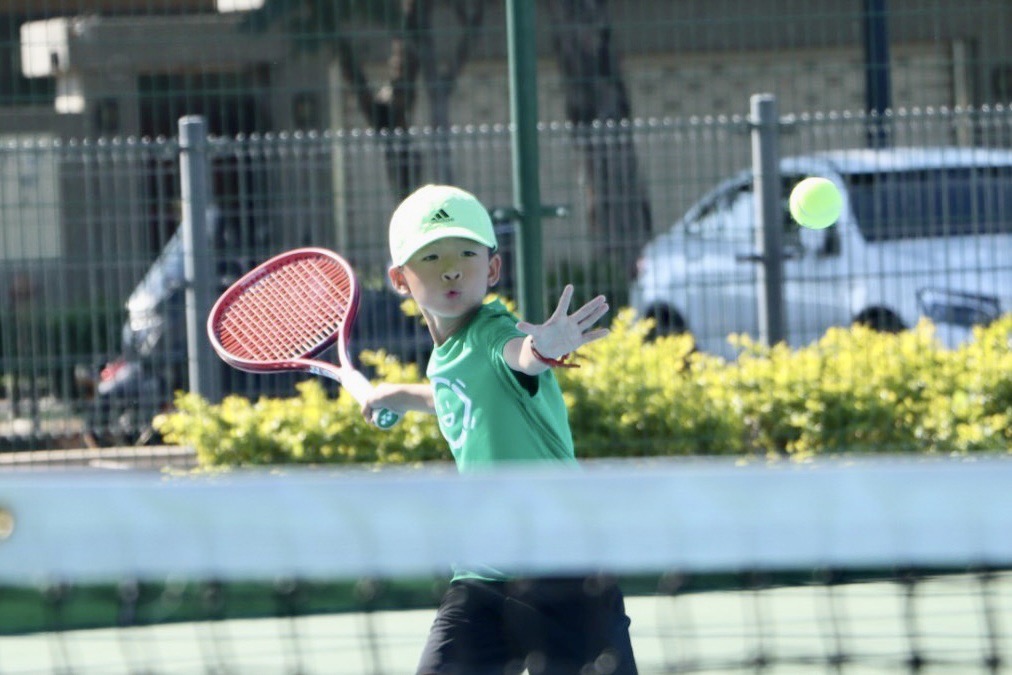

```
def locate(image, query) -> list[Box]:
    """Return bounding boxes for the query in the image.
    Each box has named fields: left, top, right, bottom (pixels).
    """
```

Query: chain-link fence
left=2, top=100, right=1011, bottom=450
left=3, top=1, right=1012, bottom=451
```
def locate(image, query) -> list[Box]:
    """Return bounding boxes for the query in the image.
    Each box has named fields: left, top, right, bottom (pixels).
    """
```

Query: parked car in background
left=630, top=147, right=1012, bottom=359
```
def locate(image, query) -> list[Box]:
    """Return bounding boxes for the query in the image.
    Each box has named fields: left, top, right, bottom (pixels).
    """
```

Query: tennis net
left=1, top=456, right=1011, bottom=674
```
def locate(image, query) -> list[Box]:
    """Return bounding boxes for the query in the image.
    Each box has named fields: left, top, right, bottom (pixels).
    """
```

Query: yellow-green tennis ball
left=789, top=177, right=842, bottom=229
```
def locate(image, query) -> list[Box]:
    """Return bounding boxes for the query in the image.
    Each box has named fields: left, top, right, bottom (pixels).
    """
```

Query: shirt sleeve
left=479, top=310, right=523, bottom=359
left=470, top=303, right=525, bottom=370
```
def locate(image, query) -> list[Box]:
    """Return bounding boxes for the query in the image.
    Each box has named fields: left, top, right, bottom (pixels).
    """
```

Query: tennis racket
left=207, top=247, right=400, bottom=429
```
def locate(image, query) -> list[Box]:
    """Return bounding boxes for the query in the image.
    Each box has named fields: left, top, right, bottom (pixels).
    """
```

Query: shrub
left=155, top=351, right=445, bottom=468
left=556, top=310, right=744, bottom=457
left=154, top=310, right=1012, bottom=467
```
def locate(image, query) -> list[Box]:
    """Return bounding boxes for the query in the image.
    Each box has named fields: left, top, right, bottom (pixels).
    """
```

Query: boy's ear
left=487, top=252, right=502, bottom=287
left=388, top=265, right=411, bottom=295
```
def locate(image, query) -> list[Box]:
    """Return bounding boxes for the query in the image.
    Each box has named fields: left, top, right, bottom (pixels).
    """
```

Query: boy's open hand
left=516, top=284, right=610, bottom=359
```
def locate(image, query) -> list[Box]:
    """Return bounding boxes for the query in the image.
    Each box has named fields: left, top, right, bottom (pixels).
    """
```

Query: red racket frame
left=207, top=247, right=398, bottom=428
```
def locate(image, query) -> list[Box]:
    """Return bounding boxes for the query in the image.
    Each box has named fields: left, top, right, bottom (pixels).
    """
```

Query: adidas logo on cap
left=428, top=209, right=453, bottom=223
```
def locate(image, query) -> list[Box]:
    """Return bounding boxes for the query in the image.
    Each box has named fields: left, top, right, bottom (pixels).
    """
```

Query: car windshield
left=846, top=166, right=1012, bottom=241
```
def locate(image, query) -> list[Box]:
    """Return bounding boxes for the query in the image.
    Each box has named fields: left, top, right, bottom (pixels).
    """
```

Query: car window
left=846, top=166, right=1012, bottom=241
left=688, top=183, right=753, bottom=242
left=689, top=177, right=827, bottom=246
left=684, top=197, right=720, bottom=236
left=722, top=185, right=756, bottom=242
left=720, top=178, right=809, bottom=243
left=780, top=175, right=807, bottom=246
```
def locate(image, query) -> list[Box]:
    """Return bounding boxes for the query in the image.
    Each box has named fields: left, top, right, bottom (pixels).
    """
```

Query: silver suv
left=630, top=147, right=1012, bottom=358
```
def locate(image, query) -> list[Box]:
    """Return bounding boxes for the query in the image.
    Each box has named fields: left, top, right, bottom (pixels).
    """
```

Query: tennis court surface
left=1, top=456, right=1010, bottom=673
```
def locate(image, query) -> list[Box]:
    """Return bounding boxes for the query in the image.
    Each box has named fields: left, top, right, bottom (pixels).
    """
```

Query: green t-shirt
left=427, top=300, right=578, bottom=581
left=427, top=299, right=578, bottom=473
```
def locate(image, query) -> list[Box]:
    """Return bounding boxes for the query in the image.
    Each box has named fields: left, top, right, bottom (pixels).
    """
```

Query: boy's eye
left=420, top=253, right=438, bottom=262
left=461, top=250, right=477, bottom=258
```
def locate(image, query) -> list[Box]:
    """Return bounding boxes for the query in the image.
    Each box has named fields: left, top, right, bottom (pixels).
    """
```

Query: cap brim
left=393, top=227, right=498, bottom=266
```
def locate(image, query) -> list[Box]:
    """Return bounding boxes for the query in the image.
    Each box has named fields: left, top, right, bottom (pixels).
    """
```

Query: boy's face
left=389, top=237, right=501, bottom=320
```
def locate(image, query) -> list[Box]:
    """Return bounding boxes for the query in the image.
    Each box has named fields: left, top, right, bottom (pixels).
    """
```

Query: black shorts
left=416, top=575, right=638, bottom=675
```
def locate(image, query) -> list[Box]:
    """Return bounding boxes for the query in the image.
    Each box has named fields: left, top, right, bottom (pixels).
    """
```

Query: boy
left=363, top=184, right=638, bottom=675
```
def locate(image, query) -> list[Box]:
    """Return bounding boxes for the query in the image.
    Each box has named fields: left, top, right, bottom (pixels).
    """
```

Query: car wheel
left=646, top=305, right=687, bottom=338
left=854, top=308, right=905, bottom=333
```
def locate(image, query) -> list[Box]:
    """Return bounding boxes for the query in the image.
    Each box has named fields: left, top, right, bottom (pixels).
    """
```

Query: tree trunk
left=413, top=0, right=487, bottom=183
left=334, top=0, right=424, bottom=199
left=546, top=0, right=652, bottom=276
left=332, top=0, right=487, bottom=195
left=250, top=1, right=486, bottom=198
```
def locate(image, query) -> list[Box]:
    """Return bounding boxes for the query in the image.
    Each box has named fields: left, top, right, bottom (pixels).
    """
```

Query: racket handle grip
left=372, top=408, right=400, bottom=430
left=340, top=367, right=400, bottom=430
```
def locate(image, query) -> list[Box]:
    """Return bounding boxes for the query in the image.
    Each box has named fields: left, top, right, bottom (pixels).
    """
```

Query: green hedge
left=154, top=310, right=1012, bottom=467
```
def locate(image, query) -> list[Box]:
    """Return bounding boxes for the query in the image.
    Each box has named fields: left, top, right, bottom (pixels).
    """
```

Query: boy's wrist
left=529, top=341, right=578, bottom=369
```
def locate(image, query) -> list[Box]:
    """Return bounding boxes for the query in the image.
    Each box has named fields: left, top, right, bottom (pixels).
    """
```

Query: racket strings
left=215, top=256, right=355, bottom=362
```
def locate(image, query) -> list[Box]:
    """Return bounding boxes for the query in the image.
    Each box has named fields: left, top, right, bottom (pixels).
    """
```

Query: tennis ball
left=789, top=177, right=842, bottom=230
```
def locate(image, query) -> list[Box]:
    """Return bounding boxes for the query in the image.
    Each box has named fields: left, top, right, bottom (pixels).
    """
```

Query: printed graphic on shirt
left=431, top=376, right=474, bottom=451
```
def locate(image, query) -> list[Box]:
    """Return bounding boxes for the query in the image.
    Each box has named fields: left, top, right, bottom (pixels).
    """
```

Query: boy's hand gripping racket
left=207, top=247, right=400, bottom=429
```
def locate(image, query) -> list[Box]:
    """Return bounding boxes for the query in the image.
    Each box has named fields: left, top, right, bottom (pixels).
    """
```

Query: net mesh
left=1, top=457, right=1011, bottom=674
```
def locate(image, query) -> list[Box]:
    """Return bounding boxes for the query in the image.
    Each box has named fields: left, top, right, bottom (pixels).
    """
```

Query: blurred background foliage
left=155, top=310, right=1012, bottom=467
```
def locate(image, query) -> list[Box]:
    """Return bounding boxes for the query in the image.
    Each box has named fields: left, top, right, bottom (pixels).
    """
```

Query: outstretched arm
left=504, top=284, right=610, bottom=376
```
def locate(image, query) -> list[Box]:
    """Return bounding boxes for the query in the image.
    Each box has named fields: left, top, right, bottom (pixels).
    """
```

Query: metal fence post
left=862, top=0, right=893, bottom=148
left=178, top=116, right=221, bottom=403
left=750, top=94, right=785, bottom=347
left=506, top=0, right=545, bottom=322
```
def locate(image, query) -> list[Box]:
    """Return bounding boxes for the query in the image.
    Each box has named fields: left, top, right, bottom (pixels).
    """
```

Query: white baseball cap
left=388, top=184, right=497, bottom=266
